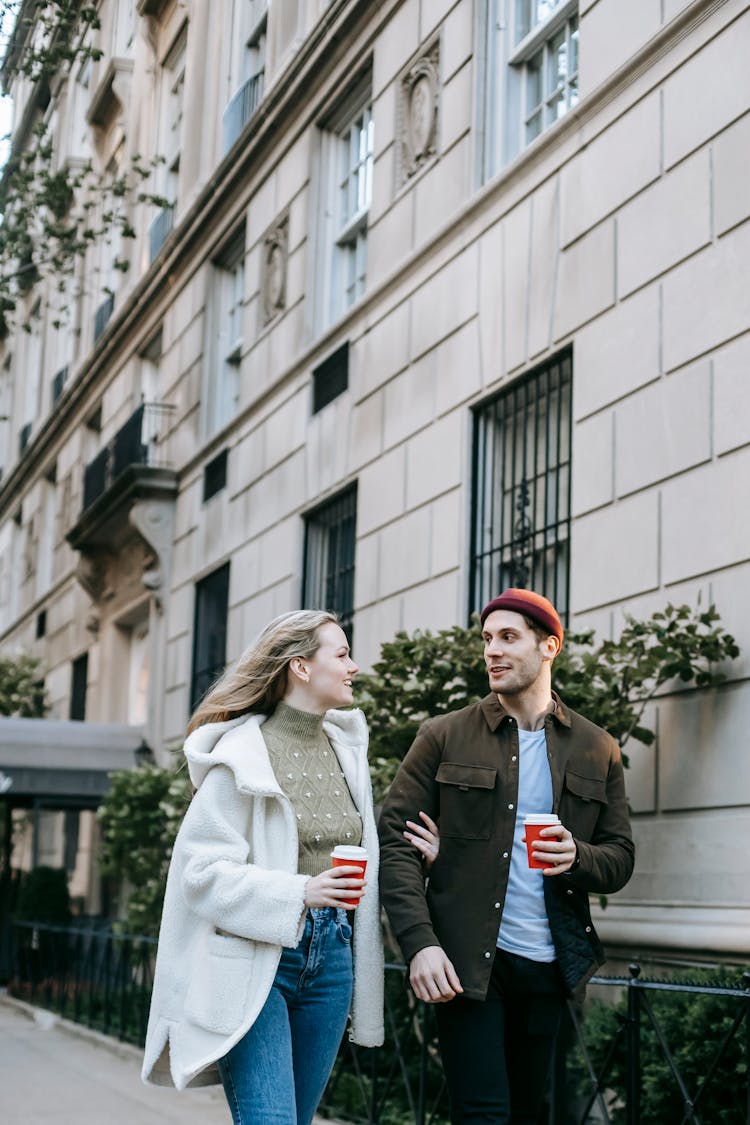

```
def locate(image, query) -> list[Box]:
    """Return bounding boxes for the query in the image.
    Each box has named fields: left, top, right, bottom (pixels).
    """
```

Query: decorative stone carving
left=261, top=212, right=289, bottom=325
left=398, top=42, right=440, bottom=184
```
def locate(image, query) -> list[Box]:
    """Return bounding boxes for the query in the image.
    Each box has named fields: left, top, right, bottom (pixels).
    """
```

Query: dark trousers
left=435, top=948, right=565, bottom=1125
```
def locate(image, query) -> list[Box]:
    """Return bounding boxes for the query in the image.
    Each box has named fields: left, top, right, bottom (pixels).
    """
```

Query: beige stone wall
left=0, top=0, right=748, bottom=954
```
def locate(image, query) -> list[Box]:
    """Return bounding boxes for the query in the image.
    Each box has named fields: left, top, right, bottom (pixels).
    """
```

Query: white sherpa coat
left=141, top=707, right=384, bottom=1090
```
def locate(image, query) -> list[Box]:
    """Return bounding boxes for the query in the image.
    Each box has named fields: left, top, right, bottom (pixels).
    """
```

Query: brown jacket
left=378, top=693, right=634, bottom=999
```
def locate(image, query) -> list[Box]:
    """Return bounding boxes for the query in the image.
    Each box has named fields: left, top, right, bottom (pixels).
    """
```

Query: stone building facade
left=0, top=0, right=748, bottom=953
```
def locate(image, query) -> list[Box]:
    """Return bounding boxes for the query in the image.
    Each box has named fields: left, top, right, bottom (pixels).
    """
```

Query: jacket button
left=567, top=889, right=573, bottom=895
left=508, top=803, right=514, bottom=810
left=585, top=926, right=592, bottom=933
left=494, top=902, right=500, bottom=909
left=503, top=852, right=509, bottom=859
left=511, top=755, right=517, bottom=762
left=484, top=952, right=491, bottom=959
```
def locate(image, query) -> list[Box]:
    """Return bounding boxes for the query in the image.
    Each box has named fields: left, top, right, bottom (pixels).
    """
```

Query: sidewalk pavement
left=0, top=993, right=333, bottom=1124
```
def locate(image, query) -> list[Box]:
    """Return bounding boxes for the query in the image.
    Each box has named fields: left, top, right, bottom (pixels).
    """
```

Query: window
left=150, top=27, right=186, bottom=257
left=203, top=448, right=228, bottom=502
left=36, top=609, right=47, bottom=639
left=207, top=226, right=245, bottom=436
left=70, top=653, right=89, bottom=720
left=481, top=0, right=578, bottom=176
left=318, top=77, right=373, bottom=326
left=223, top=0, right=267, bottom=152
left=302, top=485, right=357, bottom=642
left=312, top=342, right=349, bottom=414
left=191, top=563, right=230, bottom=711
left=470, top=350, right=572, bottom=619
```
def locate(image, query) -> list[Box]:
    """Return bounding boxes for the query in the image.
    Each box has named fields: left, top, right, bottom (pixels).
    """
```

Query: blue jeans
left=217, top=907, right=353, bottom=1125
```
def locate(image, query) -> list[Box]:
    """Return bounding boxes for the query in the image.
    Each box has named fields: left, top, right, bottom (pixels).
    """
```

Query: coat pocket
left=184, top=930, right=254, bottom=1036
left=561, top=769, right=608, bottom=837
left=436, top=762, right=497, bottom=840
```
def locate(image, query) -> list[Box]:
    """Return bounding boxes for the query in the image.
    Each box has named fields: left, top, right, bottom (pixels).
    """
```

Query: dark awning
left=0, top=717, right=150, bottom=801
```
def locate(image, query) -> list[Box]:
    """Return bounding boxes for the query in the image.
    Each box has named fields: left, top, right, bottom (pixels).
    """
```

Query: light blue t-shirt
left=496, top=726, right=556, bottom=962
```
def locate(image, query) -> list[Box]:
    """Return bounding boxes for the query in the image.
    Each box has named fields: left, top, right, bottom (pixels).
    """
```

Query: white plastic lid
left=523, top=813, right=560, bottom=825
left=331, top=845, right=368, bottom=859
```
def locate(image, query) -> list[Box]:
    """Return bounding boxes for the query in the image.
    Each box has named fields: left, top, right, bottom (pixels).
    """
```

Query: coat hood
left=183, top=707, right=370, bottom=794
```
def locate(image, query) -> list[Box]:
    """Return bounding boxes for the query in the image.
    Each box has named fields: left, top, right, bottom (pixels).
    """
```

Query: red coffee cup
left=331, top=845, right=368, bottom=907
left=524, top=814, right=560, bottom=869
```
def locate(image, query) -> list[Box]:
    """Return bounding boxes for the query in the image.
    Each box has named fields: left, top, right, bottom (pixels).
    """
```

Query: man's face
left=482, top=609, right=553, bottom=696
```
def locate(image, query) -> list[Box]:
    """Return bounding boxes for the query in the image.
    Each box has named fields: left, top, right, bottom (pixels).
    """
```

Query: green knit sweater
left=261, top=701, right=363, bottom=876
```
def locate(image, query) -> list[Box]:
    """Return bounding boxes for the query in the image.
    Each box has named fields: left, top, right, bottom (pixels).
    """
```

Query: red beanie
left=480, top=588, right=564, bottom=648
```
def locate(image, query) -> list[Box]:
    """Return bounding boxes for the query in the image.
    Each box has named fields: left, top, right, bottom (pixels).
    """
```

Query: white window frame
left=157, top=28, right=187, bottom=206
left=206, top=227, right=245, bottom=437
left=316, top=78, right=374, bottom=329
left=481, top=0, right=578, bottom=178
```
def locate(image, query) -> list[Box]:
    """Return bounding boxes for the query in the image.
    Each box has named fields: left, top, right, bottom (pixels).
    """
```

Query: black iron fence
left=81, top=402, right=174, bottom=512
left=6, top=924, right=749, bottom=1125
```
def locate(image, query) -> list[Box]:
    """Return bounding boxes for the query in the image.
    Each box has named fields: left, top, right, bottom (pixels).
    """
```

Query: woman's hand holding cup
left=304, top=846, right=368, bottom=909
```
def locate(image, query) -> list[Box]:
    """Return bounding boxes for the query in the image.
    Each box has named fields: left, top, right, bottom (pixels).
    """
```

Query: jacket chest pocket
left=561, top=769, right=608, bottom=837
left=436, top=762, right=497, bottom=840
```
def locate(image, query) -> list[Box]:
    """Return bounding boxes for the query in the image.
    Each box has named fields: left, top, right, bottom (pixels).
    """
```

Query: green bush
left=577, top=973, right=750, bottom=1124
left=355, top=603, right=738, bottom=800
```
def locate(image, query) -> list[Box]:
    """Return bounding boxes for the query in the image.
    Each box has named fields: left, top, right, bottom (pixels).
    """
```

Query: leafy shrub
left=15, top=866, right=71, bottom=924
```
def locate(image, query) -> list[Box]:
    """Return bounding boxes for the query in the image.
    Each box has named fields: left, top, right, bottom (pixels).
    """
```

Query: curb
left=0, top=988, right=145, bottom=1064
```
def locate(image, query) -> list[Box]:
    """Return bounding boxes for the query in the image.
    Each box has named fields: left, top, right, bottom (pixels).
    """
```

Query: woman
left=142, top=610, right=384, bottom=1124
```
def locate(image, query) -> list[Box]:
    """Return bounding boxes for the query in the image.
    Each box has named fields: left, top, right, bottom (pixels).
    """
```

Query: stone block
left=414, top=134, right=471, bottom=249
left=441, top=61, right=472, bottom=153
left=714, top=334, right=750, bottom=457
left=571, top=411, right=614, bottom=516
left=574, top=285, right=660, bottom=419
left=257, top=516, right=297, bottom=590
left=367, top=189, right=414, bottom=289
left=570, top=490, right=659, bottom=611
left=383, top=353, right=437, bottom=449
left=285, top=243, right=306, bottom=310
left=373, top=0, right=420, bottom=98
left=263, top=387, right=307, bottom=472
left=399, top=569, right=462, bottom=635
left=662, top=221, right=750, bottom=373
left=714, top=112, right=750, bottom=236
left=241, top=449, right=305, bottom=539
left=553, top=220, right=616, bottom=341
left=477, top=220, right=504, bottom=385
left=287, top=189, right=307, bottom=254
left=662, top=0, right=690, bottom=19
left=622, top=724, right=657, bottom=815
left=304, top=393, right=350, bottom=498
left=661, top=446, right=750, bottom=585
left=354, top=302, right=411, bottom=401
left=503, top=200, right=531, bottom=372
left=561, top=94, right=661, bottom=247
left=659, top=683, right=750, bottom=811
left=246, top=172, right=277, bottom=251
left=430, top=487, right=462, bottom=576
left=528, top=176, right=559, bottom=359
left=709, top=560, right=750, bottom=681
left=378, top=505, right=432, bottom=598
left=420, top=0, right=458, bottom=42
left=357, top=444, right=407, bottom=535
left=615, top=362, right=711, bottom=495
left=351, top=595, right=403, bottom=671
left=354, top=529, right=381, bottom=607
left=579, top=0, right=661, bottom=95
left=346, top=390, right=384, bottom=473
left=663, top=10, right=750, bottom=169
left=276, top=133, right=310, bottom=207
left=434, top=318, right=482, bottom=414
left=232, top=424, right=266, bottom=495
left=372, top=78, right=396, bottom=160
left=410, top=243, right=479, bottom=360
left=617, top=150, right=712, bottom=297
left=442, top=0, right=473, bottom=81
left=405, top=411, right=464, bottom=510
left=370, top=137, right=395, bottom=226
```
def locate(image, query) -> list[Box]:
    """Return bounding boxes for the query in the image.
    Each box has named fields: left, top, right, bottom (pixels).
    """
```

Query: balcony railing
left=222, top=70, right=265, bottom=153
left=81, top=402, right=173, bottom=513
left=93, top=293, right=114, bottom=343
left=149, top=203, right=175, bottom=262
left=6, top=929, right=749, bottom=1124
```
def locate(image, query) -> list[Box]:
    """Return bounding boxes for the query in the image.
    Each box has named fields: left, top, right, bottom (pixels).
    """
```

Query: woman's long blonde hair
left=186, top=609, right=339, bottom=735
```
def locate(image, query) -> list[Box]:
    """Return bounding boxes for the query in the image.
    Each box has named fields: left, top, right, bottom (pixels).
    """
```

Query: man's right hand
left=409, top=945, right=463, bottom=1003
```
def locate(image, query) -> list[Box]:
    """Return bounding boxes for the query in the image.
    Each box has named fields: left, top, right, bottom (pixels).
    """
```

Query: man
left=378, top=588, right=634, bottom=1125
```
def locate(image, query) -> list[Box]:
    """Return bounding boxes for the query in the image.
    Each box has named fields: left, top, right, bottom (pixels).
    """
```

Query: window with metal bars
left=470, top=350, right=572, bottom=621
left=70, top=653, right=88, bottom=721
left=190, top=563, right=230, bottom=712
left=302, top=485, right=357, bottom=643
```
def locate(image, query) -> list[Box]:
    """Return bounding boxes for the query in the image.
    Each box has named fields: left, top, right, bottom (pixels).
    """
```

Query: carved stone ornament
left=261, top=212, right=289, bottom=326
left=398, top=42, right=440, bottom=184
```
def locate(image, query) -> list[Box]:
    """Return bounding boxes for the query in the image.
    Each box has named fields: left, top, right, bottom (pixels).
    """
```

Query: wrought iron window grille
left=302, top=483, right=357, bottom=642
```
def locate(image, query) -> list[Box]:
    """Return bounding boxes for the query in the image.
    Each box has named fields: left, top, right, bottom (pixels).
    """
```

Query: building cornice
left=0, top=0, right=740, bottom=519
